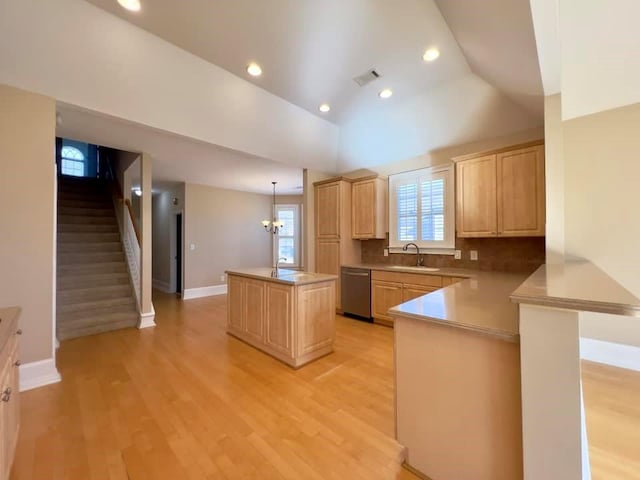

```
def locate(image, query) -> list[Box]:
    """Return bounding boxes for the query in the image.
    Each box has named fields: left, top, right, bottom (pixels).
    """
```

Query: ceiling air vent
left=353, top=69, right=381, bottom=87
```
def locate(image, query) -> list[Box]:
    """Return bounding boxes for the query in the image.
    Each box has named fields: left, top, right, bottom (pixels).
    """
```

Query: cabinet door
left=297, top=282, right=335, bottom=356
left=456, top=155, right=498, bottom=237
left=402, top=284, right=439, bottom=302
left=0, top=360, right=7, bottom=480
left=243, top=279, right=265, bottom=343
left=315, top=182, right=341, bottom=239
left=497, top=145, right=545, bottom=236
left=5, top=342, right=19, bottom=474
left=227, top=275, right=245, bottom=334
left=371, top=280, right=404, bottom=324
left=265, top=283, right=294, bottom=358
left=352, top=180, right=376, bottom=239
left=316, top=240, right=341, bottom=309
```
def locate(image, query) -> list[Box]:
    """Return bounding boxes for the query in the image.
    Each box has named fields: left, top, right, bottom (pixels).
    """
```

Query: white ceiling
left=434, top=0, right=545, bottom=117
left=83, top=0, right=472, bottom=124
left=56, top=103, right=304, bottom=195
left=46, top=0, right=545, bottom=194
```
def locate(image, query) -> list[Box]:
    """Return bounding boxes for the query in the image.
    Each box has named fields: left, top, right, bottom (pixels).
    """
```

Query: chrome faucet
left=272, top=257, right=288, bottom=277
left=403, top=243, right=424, bottom=266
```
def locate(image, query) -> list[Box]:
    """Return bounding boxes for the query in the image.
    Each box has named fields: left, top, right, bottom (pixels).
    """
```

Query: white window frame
left=273, top=204, right=301, bottom=268
left=388, top=164, right=455, bottom=254
left=61, top=145, right=86, bottom=177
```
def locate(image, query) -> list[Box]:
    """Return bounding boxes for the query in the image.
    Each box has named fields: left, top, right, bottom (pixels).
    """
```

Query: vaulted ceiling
left=1, top=0, right=545, bottom=194
left=84, top=0, right=544, bottom=125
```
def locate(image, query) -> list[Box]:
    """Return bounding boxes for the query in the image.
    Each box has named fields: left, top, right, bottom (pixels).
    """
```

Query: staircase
left=57, top=175, right=138, bottom=340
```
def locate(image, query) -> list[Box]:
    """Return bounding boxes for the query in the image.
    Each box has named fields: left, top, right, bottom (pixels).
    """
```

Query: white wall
left=152, top=183, right=185, bottom=293
left=184, top=184, right=272, bottom=290
left=560, top=0, right=640, bottom=120
left=338, top=74, right=541, bottom=171
left=0, top=0, right=339, bottom=173
left=563, top=102, right=640, bottom=346
left=544, top=94, right=565, bottom=263
left=0, top=84, right=56, bottom=364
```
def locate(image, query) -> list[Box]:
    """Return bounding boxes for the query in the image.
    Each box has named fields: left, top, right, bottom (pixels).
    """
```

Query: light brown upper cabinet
left=351, top=177, right=387, bottom=239
left=455, top=142, right=545, bottom=238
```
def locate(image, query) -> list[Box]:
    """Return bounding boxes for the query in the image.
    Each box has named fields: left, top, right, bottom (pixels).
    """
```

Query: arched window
left=61, top=146, right=85, bottom=177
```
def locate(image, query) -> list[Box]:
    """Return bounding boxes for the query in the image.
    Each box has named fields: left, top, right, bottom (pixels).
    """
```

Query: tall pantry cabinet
left=314, top=178, right=361, bottom=310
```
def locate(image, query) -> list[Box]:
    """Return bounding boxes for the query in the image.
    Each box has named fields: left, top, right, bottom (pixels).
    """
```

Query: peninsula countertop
left=511, top=261, right=640, bottom=316
left=367, top=266, right=531, bottom=342
left=226, top=268, right=338, bottom=286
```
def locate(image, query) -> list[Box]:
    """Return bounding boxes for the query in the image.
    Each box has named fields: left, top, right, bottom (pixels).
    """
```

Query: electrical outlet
left=383, top=248, right=389, bottom=257
left=220, top=274, right=226, bottom=282
left=454, top=250, right=462, bottom=260
left=190, top=243, right=196, bottom=251
left=470, top=250, right=478, bottom=261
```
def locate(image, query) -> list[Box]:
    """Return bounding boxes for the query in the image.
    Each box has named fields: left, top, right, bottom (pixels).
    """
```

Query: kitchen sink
left=388, top=266, right=440, bottom=272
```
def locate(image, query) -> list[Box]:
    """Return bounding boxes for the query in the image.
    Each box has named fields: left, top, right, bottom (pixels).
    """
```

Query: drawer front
left=402, top=284, right=440, bottom=303
left=372, top=270, right=442, bottom=288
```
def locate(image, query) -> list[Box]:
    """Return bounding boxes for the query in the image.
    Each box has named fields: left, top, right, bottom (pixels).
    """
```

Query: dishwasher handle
left=343, top=271, right=370, bottom=277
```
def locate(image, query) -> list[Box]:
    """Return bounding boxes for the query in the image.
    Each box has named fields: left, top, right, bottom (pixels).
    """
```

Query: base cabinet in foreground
left=227, top=275, right=336, bottom=368
left=0, top=307, right=20, bottom=480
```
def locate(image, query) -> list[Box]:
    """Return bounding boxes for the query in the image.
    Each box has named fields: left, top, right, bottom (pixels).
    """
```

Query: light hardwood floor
left=9, top=292, right=640, bottom=480
left=582, top=361, right=640, bottom=480
left=11, top=292, right=418, bottom=480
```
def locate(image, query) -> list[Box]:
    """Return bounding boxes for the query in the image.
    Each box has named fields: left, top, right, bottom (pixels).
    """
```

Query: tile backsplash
left=361, top=235, right=545, bottom=274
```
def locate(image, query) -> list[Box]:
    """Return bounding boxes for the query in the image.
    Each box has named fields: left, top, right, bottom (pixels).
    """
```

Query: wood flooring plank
left=10, top=292, right=639, bottom=480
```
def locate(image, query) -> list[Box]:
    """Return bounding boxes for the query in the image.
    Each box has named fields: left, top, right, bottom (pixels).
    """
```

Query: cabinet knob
left=1, top=387, right=11, bottom=402
left=14, top=360, right=21, bottom=367
left=16, top=329, right=22, bottom=335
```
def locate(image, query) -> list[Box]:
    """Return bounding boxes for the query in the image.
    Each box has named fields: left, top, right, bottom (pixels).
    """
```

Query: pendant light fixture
left=262, top=182, right=284, bottom=234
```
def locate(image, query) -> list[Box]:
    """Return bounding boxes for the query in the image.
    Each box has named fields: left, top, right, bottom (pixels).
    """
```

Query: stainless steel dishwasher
left=341, top=267, right=372, bottom=322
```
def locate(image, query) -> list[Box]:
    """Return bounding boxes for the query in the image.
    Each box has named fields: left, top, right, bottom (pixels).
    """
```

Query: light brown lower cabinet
left=371, top=271, right=465, bottom=326
left=227, top=274, right=336, bottom=368
left=0, top=307, right=20, bottom=480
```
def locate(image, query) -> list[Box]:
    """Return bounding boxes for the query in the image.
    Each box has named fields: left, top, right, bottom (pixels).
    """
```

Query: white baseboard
left=183, top=284, right=227, bottom=300
left=152, top=278, right=172, bottom=293
left=139, top=309, right=156, bottom=329
left=19, top=358, right=61, bottom=392
left=580, top=338, right=640, bottom=372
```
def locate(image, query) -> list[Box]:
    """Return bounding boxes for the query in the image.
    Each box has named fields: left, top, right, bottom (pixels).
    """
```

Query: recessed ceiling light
left=319, top=103, right=331, bottom=113
left=379, top=88, right=393, bottom=99
left=117, top=0, right=141, bottom=12
left=423, top=48, right=440, bottom=62
left=247, top=62, right=262, bottom=77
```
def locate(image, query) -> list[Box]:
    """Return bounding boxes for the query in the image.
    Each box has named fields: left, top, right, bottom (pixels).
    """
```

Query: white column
left=139, top=152, right=155, bottom=328
left=519, top=304, right=590, bottom=480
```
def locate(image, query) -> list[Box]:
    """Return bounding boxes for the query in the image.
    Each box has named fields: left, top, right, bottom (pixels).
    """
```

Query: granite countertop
left=386, top=270, right=528, bottom=343
left=341, top=263, right=478, bottom=278
left=511, top=261, right=640, bottom=316
left=226, top=268, right=338, bottom=286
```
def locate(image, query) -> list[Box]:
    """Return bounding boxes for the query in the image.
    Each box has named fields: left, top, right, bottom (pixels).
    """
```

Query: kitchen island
left=389, top=271, right=528, bottom=480
left=226, top=268, right=337, bottom=368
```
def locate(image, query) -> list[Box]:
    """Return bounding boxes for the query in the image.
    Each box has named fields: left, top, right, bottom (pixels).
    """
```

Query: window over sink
left=388, top=165, right=455, bottom=252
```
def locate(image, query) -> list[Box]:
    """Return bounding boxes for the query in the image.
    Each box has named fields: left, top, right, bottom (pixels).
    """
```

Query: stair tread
left=57, top=318, right=138, bottom=341
left=57, top=296, right=136, bottom=314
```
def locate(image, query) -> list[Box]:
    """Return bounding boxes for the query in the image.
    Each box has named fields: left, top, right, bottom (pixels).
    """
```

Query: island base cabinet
left=227, top=275, right=336, bottom=368
left=395, top=317, right=523, bottom=480
left=265, top=283, right=294, bottom=360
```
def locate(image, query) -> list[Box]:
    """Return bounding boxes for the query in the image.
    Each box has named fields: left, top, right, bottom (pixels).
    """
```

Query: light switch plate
left=454, top=250, right=462, bottom=260
left=470, top=250, right=478, bottom=261
left=190, top=243, right=196, bottom=251
left=383, top=248, right=389, bottom=257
